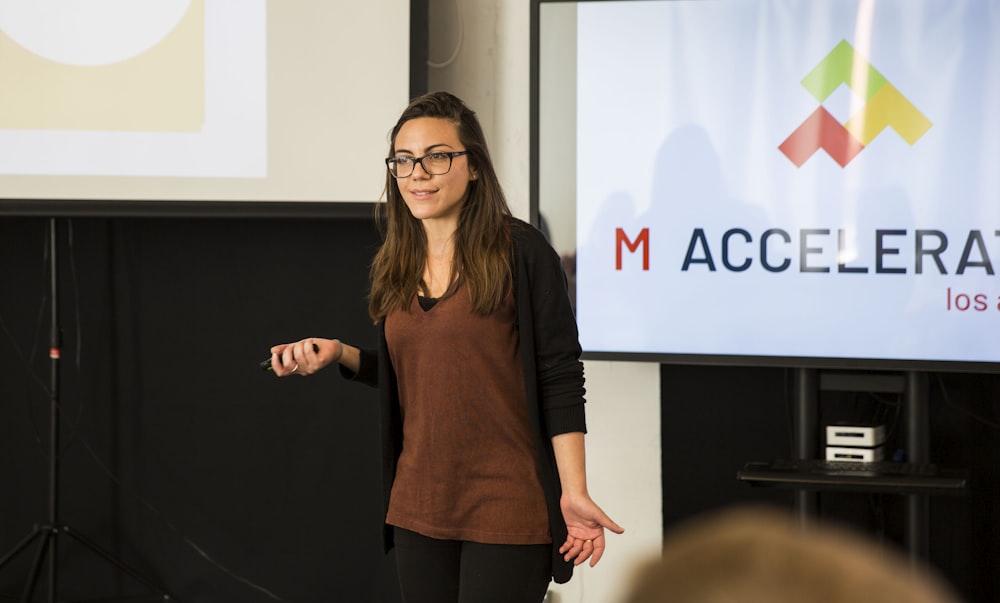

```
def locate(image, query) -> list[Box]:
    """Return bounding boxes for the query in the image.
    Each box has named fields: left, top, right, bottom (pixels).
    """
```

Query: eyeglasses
left=385, top=151, right=468, bottom=179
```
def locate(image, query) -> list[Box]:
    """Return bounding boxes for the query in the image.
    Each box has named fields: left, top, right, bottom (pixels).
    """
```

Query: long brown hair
left=368, top=91, right=512, bottom=323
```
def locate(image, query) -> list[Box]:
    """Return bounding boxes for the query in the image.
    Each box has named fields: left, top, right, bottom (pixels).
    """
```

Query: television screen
left=534, top=0, right=1000, bottom=372
left=0, top=0, right=418, bottom=213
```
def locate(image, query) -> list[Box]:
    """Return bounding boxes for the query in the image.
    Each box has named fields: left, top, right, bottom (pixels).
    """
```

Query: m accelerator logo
left=779, top=40, right=932, bottom=167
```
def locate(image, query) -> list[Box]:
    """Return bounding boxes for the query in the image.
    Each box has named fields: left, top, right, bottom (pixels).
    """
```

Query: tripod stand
left=0, top=218, right=173, bottom=602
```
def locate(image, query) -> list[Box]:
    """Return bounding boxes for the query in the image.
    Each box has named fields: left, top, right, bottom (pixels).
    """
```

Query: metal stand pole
left=793, top=367, right=819, bottom=524
left=905, top=371, right=930, bottom=565
left=0, top=218, right=173, bottom=602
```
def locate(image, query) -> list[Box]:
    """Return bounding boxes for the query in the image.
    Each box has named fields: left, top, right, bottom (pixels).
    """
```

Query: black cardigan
left=349, top=219, right=587, bottom=584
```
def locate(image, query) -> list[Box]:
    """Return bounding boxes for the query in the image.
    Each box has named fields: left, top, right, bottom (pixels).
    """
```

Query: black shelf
left=738, top=369, right=964, bottom=564
left=738, top=459, right=969, bottom=495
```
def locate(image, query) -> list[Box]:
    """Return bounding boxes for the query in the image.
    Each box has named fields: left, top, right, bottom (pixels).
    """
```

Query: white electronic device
left=825, top=446, right=885, bottom=463
left=825, top=424, right=886, bottom=448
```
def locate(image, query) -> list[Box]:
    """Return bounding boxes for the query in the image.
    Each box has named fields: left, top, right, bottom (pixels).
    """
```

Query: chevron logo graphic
left=779, top=40, right=932, bottom=167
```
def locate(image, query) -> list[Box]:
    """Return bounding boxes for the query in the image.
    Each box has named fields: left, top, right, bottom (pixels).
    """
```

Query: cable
left=935, top=373, right=1000, bottom=430
left=74, top=427, right=293, bottom=603
left=0, top=221, right=55, bottom=398
left=3, top=220, right=291, bottom=602
left=58, top=219, right=89, bottom=453
left=0, top=221, right=55, bottom=456
left=62, top=222, right=292, bottom=603
left=0, top=307, right=50, bottom=397
left=864, top=390, right=902, bottom=446
left=68, top=219, right=84, bottom=371
left=782, top=367, right=795, bottom=459
left=428, top=0, right=463, bottom=69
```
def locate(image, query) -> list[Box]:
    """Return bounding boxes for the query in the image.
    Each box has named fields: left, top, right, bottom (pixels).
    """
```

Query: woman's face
left=392, top=117, right=475, bottom=227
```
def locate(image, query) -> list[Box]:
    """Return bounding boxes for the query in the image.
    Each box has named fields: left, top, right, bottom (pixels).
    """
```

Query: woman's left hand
left=558, top=493, right=625, bottom=567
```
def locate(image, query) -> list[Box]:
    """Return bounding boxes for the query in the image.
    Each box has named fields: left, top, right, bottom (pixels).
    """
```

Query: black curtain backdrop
left=2, top=216, right=997, bottom=602
left=661, top=364, right=1000, bottom=603
left=0, top=216, right=401, bottom=602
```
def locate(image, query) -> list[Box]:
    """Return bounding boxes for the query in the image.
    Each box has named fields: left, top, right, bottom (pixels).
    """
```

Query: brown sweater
left=383, top=282, right=550, bottom=544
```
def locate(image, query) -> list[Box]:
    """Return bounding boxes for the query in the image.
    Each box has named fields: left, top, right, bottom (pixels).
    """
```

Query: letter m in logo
left=616, top=228, right=649, bottom=270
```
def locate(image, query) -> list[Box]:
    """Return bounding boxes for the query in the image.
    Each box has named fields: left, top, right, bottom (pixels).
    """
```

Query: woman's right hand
left=269, top=337, right=345, bottom=377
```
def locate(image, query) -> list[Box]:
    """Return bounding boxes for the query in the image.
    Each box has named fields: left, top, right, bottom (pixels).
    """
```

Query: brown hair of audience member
left=621, top=506, right=962, bottom=603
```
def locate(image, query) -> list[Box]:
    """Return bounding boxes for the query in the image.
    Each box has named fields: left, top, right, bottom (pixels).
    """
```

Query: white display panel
left=538, top=0, right=1000, bottom=369
left=0, top=0, right=413, bottom=206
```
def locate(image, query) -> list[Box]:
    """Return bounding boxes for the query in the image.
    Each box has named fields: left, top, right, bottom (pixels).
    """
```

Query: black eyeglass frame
left=385, top=151, right=469, bottom=178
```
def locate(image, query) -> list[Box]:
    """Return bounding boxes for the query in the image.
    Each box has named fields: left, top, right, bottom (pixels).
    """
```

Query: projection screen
left=533, top=0, right=1000, bottom=373
left=0, top=0, right=421, bottom=216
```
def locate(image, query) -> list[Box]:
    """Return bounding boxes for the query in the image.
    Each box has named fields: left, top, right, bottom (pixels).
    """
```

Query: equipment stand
left=791, top=368, right=931, bottom=565
left=0, top=218, right=173, bottom=602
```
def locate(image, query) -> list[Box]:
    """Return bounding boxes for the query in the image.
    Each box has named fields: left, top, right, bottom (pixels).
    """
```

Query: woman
left=269, top=91, right=622, bottom=603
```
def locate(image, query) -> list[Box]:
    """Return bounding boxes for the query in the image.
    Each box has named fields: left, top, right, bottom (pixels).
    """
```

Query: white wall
left=427, top=2, right=663, bottom=602
left=553, top=362, right=663, bottom=603
left=426, top=0, right=532, bottom=216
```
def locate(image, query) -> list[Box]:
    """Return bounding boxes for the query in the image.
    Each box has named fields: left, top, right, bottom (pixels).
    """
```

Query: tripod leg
left=0, top=528, right=44, bottom=571
left=18, top=528, right=54, bottom=603
left=61, top=526, right=172, bottom=600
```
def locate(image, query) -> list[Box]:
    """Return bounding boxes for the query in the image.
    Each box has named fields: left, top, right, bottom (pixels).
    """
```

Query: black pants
left=393, top=527, right=552, bottom=603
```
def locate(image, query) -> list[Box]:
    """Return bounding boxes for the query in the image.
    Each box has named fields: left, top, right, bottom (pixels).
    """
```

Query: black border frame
left=0, top=0, right=429, bottom=220
left=529, top=0, right=1000, bottom=374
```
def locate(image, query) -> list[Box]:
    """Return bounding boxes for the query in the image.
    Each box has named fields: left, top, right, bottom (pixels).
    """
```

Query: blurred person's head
left=622, top=506, right=961, bottom=603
